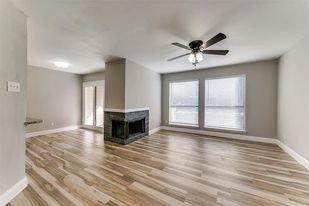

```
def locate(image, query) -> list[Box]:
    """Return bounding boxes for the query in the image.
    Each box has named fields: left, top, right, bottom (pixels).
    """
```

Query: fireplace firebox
left=112, top=118, right=145, bottom=139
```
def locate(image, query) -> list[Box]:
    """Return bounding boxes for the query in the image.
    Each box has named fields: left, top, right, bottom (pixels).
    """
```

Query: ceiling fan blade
left=202, top=50, right=229, bottom=55
left=204, top=33, right=227, bottom=48
left=171, top=42, right=190, bottom=50
left=167, top=52, right=191, bottom=61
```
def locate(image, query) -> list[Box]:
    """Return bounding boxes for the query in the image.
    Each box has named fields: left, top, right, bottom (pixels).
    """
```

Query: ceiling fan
left=168, top=33, right=229, bottom=66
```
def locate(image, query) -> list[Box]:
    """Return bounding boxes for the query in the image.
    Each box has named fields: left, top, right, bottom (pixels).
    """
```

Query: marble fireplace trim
left=104, top=107, right=149, bottom=113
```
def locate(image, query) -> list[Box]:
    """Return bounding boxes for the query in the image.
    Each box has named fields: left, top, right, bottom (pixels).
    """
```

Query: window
left=205, top=76, right=245, bottom=131
left=95, top=86, right=104, bottom=127
left=84, top=87, right=94, bottom=126
left=83, top=81, right=105, bottom=128
left=169, top=81, right=199, bottom=126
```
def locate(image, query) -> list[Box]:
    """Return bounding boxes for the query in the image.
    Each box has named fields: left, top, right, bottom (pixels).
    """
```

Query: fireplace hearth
left=104, top=109, right=149, bottom=144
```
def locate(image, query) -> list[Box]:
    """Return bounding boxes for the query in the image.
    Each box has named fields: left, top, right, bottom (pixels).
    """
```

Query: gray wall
left=125, top=60, right=161, bottom=130
left=105, top=59, right=126, bottom=109
left=27, top=66, right=82, bottom=133
left=162, top=60, right=278, bottom=138
left=83, top=71, right=105, bottom=82
left=278, top=37, right=309, bottom=161
left=0, top=0, right=27, bottom=197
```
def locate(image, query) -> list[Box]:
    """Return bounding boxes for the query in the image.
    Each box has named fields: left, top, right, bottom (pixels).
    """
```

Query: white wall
left=0, top=0, right=27, bottom=199
left=83, top=71, right=105, bottom=82
left=105, top=59, right=126, bottom=110
left=278, top=36, right=309, bottom=161
left=125, top=60, right=161, bottom=130
left=27, top=66, right=82, bottom=133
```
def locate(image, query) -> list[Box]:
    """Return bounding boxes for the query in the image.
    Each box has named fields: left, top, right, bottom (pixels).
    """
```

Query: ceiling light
left=54, top=61, right=71, bottom=68
left=188, top=52, right=203, bottom=64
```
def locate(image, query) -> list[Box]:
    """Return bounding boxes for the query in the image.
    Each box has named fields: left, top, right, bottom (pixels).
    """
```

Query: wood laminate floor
left=7, top=129, right=309, bottom=206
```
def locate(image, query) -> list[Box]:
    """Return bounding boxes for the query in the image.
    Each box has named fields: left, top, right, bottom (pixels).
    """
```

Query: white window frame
left=82, top=80, right=105, bottom=132
left=168, top=80, right=199, bottom=127
left=204, top=75, right=246, bottom=132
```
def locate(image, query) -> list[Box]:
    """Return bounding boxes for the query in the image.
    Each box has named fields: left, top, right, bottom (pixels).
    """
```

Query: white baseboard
left=161, top=126, right=277, bottom=144
left=0, top=177, right=28, bottom=206
left=149, top=127, right=161, bottom=135
left=276, top=140, right=309, bottom=170
left=26, top=125, right=80, bottom=138
left=80, top=125, right=103, bottom=133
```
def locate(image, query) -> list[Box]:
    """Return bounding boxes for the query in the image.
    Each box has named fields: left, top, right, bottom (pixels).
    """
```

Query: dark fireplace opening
left=112, top=120, right=125, bottom=139
left=112, top=118, right=146, bottom=139
left=128, top=118, right=145, bottom=138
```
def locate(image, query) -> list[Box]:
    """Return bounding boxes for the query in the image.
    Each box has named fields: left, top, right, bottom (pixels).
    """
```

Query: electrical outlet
left=51, top=122, right=54, bottom=126
left=7, top=81, right=20, bottom=92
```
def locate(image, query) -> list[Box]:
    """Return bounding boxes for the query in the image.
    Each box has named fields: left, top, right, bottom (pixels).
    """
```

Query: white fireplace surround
left=104, top=107, right=150, bottom=113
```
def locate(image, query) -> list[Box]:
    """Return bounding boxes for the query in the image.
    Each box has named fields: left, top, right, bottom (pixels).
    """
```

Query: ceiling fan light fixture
left=168, top=33, right=228, bottom=66
left=196, top=52, right=203, bottom=62
left=188, top=52, right=203, bottom=64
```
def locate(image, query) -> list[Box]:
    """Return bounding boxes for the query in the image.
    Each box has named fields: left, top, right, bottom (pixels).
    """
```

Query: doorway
left=82, top=80, right=105, bottom=132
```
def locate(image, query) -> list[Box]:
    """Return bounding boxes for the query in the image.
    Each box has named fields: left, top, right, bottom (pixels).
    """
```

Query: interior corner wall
left=0, top=0, right=27, bottom=197
left=278, top=36, right=309, bottom=161
left=161, top=60, right=278, bottom=139
left=27, top=66, right=82, bottom=133
left=105, top=59, right=126, bottom=110
left=125, top=60, right=161, bottom=130
left=82, top=71, right=105, bottom=82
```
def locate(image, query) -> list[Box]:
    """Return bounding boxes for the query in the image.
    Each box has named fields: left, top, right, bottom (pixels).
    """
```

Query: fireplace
left=104, top=109, right=149, bottom=144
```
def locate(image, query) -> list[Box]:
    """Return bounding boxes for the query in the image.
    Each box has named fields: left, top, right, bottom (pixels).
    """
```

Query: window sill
left=204, top=126, right=247, bottom=134
left=168, top=122, right=199, bottom=128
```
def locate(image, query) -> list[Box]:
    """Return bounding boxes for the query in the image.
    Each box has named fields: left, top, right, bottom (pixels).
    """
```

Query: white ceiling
left=12, top=0, right=309, bottom=74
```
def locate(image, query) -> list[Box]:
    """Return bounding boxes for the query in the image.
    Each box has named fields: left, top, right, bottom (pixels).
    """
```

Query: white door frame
left=82, top=80, right=105, bottom=132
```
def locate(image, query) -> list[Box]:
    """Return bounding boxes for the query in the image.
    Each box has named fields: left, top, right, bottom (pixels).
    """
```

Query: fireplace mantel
left=104, top=107, right=149, bottom=113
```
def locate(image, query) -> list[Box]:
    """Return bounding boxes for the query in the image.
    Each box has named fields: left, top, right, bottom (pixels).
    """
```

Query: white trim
left=80, top=125, right=103, bottom=133
left=161, top=126, right=277, bottom=144
left=276, top=140, right=309, bottom=170
left=104, top=107, right=150, bottom=113
left=149, top=127, right=161, bottom=135
left=0, top=177, right=28, bottom=206
left=203, top=126, right=246, bottom=134
left=26, top=125, right=80, bottom=138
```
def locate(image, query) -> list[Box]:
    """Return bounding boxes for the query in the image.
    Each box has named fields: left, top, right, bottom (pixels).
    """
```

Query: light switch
left=7, top=81, right=20, bottom=92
